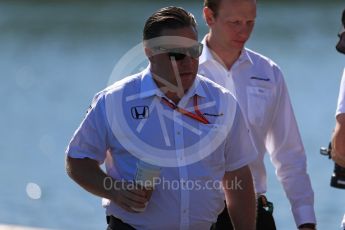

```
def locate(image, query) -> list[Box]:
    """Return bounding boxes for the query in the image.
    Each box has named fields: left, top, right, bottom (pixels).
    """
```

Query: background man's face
left=208, top=0, right=256, bottom=52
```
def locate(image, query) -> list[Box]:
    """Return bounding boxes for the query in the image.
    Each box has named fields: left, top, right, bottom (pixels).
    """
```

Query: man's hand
left=331, top=151, right=345, bottom=167
left=332, top=114, right=345, bottom=167
left=110, top=181, right=150, bottom=212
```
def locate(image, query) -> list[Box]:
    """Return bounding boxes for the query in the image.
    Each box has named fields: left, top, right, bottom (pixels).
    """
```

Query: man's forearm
left=65, top=156, right=148, bottom=213
left=223, top=165, right=256, bottom=230
left=65, top=156, right=115, bottom=200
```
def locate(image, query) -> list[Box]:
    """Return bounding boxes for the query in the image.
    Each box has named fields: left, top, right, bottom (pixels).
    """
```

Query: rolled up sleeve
left=66, top=94, right=109, bottom=164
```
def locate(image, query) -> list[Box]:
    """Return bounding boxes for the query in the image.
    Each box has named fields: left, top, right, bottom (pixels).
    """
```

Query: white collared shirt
left=336, top=68, right=345, bottom=115
left=66, top=67, right=256, bottom=230
left=199, top=36, right=316, bottom=227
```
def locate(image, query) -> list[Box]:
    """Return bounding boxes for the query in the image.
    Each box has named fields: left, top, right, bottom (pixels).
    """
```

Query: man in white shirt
left=332, top=8, right=345, bottom=167
left=65, top=6, right=257, bottom=230
left=199, top=0, right=316, bottom=229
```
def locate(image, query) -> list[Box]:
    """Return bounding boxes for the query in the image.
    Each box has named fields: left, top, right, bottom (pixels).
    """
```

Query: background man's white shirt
left=336, top=68, right=345, bottom=115
left=198, top=36, right=316, bottom=227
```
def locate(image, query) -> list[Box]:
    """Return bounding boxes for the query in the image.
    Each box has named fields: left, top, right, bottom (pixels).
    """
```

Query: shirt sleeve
left=65, top=93, right=110, bottom=164
left=336, top=68, right=345, bottom=116
left=224, top=103, right=258, bottom=172
left=265, top=67, right=316, bottom=226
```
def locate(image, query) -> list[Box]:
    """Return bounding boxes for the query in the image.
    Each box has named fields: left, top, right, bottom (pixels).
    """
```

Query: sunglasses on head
left=154, top=43, right=203, bottom=61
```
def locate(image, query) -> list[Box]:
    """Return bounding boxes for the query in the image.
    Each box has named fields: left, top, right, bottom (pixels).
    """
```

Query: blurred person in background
left=331, top=8, right=345, bottom=230
left=199, top=0, right=316, bottom=229
left=332, top=8, right=345, bottom=167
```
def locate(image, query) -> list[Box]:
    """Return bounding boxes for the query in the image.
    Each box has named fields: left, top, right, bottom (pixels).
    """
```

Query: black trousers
left=211, top=195, right=277, bottom=230
left=106, top=216, right=136, bottom=230
left=106, top=215, right=217, bottom=230
left=106, top=195, right=276, bottom=230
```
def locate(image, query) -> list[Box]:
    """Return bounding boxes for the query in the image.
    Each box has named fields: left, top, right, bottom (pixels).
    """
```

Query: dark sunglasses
left=154, top=43, right=203, bottom=61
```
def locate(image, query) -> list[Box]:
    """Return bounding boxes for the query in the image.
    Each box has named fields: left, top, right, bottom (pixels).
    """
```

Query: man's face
left=147, top=26, right=201, bottom=96
left=206, top=0, right=256, bottom=52
left=336, top=24, right=345, bottom=54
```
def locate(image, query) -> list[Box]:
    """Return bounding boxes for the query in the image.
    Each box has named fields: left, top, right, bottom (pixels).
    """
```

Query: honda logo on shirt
left=131, top=106, right=149, bottom=119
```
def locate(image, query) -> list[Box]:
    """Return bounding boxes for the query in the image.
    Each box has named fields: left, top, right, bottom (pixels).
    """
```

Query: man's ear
left=203, top=7, right=215, bottom=26
left=144, top=47, right=155, bottom=62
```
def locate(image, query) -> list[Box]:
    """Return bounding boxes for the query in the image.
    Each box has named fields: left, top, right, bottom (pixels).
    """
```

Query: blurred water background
left=1, top=0, right=344, bottom=229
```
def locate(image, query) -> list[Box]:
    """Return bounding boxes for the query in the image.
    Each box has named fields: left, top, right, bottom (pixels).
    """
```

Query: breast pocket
left=246, top=86, right=272, bottom=127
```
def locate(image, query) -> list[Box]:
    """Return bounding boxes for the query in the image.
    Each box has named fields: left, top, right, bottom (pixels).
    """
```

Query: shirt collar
left=185, top=76, right=207, bottom=98
left=199, top=35, right=216, bottom=65
left=140, top=66, right=164, bottom=98
left=238, top=48, right=254, bottom=65
left=140, top=66, right=207, bottom=100
left=199, top=34, right=254, bottom=66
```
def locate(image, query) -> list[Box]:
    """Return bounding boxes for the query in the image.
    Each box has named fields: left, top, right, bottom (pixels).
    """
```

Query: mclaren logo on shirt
left=250, top=76, right=270, bottom=81
left=131, top=106, right=149, bottom=119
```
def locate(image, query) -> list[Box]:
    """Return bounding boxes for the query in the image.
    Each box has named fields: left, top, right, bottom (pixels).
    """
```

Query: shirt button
left=177, top=131, right=181, bottom=135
